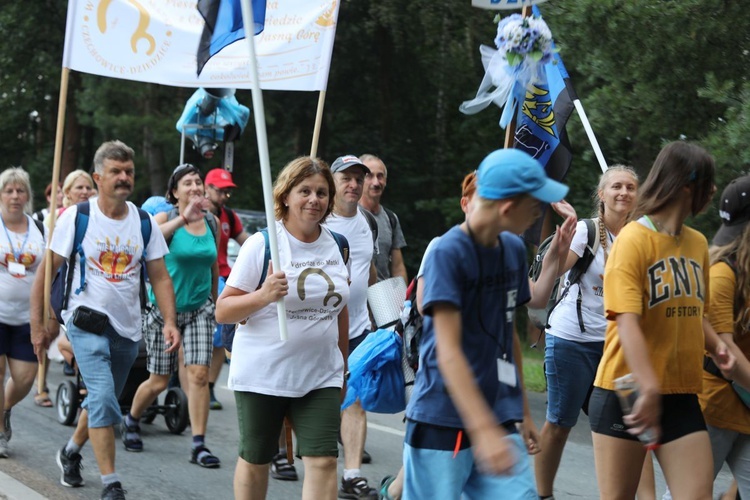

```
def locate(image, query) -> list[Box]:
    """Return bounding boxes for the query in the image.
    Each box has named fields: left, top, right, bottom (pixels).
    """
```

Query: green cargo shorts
left=235, top=387, right=340, bottom=464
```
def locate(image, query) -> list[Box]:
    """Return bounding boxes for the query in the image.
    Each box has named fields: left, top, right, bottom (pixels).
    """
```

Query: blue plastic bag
left=342, top=329, right=405, bottom=414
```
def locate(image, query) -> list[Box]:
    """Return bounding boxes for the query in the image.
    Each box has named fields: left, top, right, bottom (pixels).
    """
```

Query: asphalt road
left=0, top=361, right=734, bottom=499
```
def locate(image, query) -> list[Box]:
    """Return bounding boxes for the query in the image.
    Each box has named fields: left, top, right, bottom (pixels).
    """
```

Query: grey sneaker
left=101, top=481, right=126, bottom=499
left=3, top=409, right=10, bottom=441
left=0, top=432, right=9, bottom=458
left=56, top=446, right=84, bottom=487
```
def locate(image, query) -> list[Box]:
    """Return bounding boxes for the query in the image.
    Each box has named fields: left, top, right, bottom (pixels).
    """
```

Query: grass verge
left=522, top=343, right=546, bottom=393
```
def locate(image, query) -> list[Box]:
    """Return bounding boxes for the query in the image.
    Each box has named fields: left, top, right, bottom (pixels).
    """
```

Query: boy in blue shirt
left=403, top=149, right=568, bottom=499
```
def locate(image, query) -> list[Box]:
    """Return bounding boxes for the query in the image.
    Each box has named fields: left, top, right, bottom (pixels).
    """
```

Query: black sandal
left=190, top=445, right=221, bottom=468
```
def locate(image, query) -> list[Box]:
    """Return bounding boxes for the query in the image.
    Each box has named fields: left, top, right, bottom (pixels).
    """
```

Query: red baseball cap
left=205, top=168, right=237, bottom=189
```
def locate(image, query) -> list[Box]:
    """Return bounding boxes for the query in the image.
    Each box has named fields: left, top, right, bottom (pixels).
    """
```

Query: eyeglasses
left=208, top=185, right=232, bottom=198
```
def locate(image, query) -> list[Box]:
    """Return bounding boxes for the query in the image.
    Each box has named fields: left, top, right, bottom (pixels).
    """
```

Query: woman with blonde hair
left=534, top=165, right=639, bottom=499
left=217, top=156, right=350, bottom=499
left=0, top=167, right=46, bottom=456
left=61, top=169, right=94, bottom=209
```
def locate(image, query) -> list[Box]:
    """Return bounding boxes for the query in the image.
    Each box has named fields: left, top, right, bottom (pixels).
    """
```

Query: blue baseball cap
left=476, top=149, right=568, bottom=203
left=141, top=195, right=173, bottom=215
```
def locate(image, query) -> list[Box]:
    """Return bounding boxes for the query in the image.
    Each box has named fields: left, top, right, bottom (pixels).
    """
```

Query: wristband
left=180, top=214, right=188, bottom=225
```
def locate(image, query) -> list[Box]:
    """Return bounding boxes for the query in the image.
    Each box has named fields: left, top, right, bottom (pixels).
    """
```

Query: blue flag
left=197, top=0, right=266, bottom=76
left=513, top=52, right=575, bottom=183
left=517, top=6, right=576, bottom=245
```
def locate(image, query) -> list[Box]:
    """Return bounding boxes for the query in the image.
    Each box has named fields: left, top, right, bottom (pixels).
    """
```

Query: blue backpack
left=341, top=328, right=406, bottom=414
left=50, top=201, right=152, bottom=323
left=220, top=227, right=349, bottom=351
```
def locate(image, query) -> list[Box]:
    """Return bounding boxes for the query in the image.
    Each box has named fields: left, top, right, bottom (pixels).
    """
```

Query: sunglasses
left=173, top=163, right=195, bottom=174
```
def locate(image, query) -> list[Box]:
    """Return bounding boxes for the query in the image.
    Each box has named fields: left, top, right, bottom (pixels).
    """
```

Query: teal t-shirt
left=150, top=219, right=216, bottom=312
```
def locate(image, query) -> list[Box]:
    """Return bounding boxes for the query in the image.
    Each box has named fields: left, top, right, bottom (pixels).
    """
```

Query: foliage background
left=2, top=0, right=748, bottom=279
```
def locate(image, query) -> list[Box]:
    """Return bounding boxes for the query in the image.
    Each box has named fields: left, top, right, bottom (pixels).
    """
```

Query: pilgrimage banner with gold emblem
left=62, top=0, right=340, bottom=91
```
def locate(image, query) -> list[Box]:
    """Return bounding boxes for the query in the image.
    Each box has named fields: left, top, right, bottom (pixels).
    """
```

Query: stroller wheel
left=56, top=380, right=79, bottom=426
left=164, top=387, right=189, bottom=434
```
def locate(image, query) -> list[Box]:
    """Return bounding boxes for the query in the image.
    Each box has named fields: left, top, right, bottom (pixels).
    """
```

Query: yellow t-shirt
left=594, top=221, right=709, bottom=394
left=700, top=261, right=750, bottom=433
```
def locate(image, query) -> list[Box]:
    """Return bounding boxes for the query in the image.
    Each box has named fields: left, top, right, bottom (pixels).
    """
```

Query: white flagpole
left=573, top=100, right=608, bottom=173
left=239, top=0, right=288, bottom=341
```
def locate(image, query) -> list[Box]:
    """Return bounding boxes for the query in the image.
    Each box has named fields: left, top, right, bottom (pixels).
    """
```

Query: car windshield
left=226, top=209, right=267, bottom=268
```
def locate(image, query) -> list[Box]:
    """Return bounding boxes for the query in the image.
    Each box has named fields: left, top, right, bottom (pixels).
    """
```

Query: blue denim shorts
left=402, top=431, right=536, bottom=499
left=544, top=333, right=604, bottom=428
left=66, top=320, right=139, bottom=428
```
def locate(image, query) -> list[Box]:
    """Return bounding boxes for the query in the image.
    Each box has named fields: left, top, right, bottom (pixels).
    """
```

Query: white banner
left=471, top=0, right=548, bottom=9
left=62, top=0, right=340, bottom=91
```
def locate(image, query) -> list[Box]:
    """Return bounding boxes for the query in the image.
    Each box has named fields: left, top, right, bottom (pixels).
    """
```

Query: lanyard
left=1, top=215, right=29, bottom=262
left=465, top=222, right=513, bottom=359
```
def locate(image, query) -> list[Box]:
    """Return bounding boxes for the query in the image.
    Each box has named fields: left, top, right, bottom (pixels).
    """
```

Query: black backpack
left=527, top=218, right=599, bottom=334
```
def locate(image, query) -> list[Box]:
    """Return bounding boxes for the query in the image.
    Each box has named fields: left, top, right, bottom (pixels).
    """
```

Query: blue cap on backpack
left=476, top=149, right=568, bottom=203
left=141, top=196, right=172, bottom=216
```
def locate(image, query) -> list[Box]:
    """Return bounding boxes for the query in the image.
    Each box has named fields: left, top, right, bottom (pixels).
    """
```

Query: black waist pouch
left=71, top=306, right=110, bottom=335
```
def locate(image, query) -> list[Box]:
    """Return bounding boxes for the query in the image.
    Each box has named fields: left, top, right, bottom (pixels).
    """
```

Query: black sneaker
left=3, top=409, right=10, bottom=442
left=339, top=477, right=378, bottom=499
left=270, top=452, right=298, bottom=481
left=56, top=446, right=84, bottom=487
left=101, top=481, right=126, bottom=500
left=362, top=449, right=372, bottom=464
left=63, top=361, right=76, bottom=376
left=120, top=419, right=142, bottom=452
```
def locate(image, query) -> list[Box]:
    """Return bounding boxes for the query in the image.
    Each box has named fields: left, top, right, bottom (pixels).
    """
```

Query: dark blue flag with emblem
left=197, top=0, right=267, bottom=76
left=517, top=7, right=576, bottom=245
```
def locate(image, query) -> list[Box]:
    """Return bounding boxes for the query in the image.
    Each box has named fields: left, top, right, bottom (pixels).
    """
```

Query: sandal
left=34, top=389, right=53, bottom=408
left=190, top=445, right=221, bottom=468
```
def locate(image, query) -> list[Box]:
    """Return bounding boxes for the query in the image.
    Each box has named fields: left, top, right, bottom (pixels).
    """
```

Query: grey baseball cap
left=330, top=155, right=371, bottom=175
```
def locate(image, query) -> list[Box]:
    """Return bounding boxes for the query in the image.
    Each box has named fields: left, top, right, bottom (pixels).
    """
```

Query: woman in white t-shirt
left=0, top=167, right=47, bottom=457
left=533, top=165, right=639, bottom=499
left=216, top=156, right=350, bottom=499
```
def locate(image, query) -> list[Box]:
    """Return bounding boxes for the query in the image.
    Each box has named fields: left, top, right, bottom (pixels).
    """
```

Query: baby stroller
left=55, top=335, right=189, bottom=434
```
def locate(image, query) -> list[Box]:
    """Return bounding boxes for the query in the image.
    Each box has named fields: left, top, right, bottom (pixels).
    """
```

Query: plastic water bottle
left=613, top=374, right=659, bottom=449
left=400, top=300, right=412, bottom=327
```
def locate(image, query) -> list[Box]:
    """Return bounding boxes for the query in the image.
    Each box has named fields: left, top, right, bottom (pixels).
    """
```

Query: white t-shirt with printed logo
left=0, top=216, right=47, bottom=325
left=324, top=211, right=374, bottom=340
left=49, top=199, right=169, bottom=341
left=226, top=221, right=350, bottom=397
left=546, top=219, right=607, bottom=343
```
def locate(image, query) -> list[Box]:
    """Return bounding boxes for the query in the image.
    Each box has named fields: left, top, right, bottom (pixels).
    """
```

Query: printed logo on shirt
left=287, top=257, right=344, bottom=322
left=222, top=222, right=230, bottom=236
left=88, top=236, right=141, bottom=282
left=3, top=252, right=38, bottom=277
left=1, top=241, right=42, bottom=278
left=647, top=257, right=704, bottom=309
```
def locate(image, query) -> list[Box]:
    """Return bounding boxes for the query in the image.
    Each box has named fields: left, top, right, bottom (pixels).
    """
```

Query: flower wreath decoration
left=460, top=13, right=558, bottom=129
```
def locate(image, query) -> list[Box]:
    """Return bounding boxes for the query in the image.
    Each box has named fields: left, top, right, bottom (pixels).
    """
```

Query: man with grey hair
left=324, top=155, right=378, bottom=499
left=30, top=140, right=180, bottom=500
left=358, top=154, right=407, bottom=284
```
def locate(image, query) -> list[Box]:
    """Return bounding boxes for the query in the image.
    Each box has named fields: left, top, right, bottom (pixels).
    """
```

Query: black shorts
left=588, top=387, right=706, bottom=445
